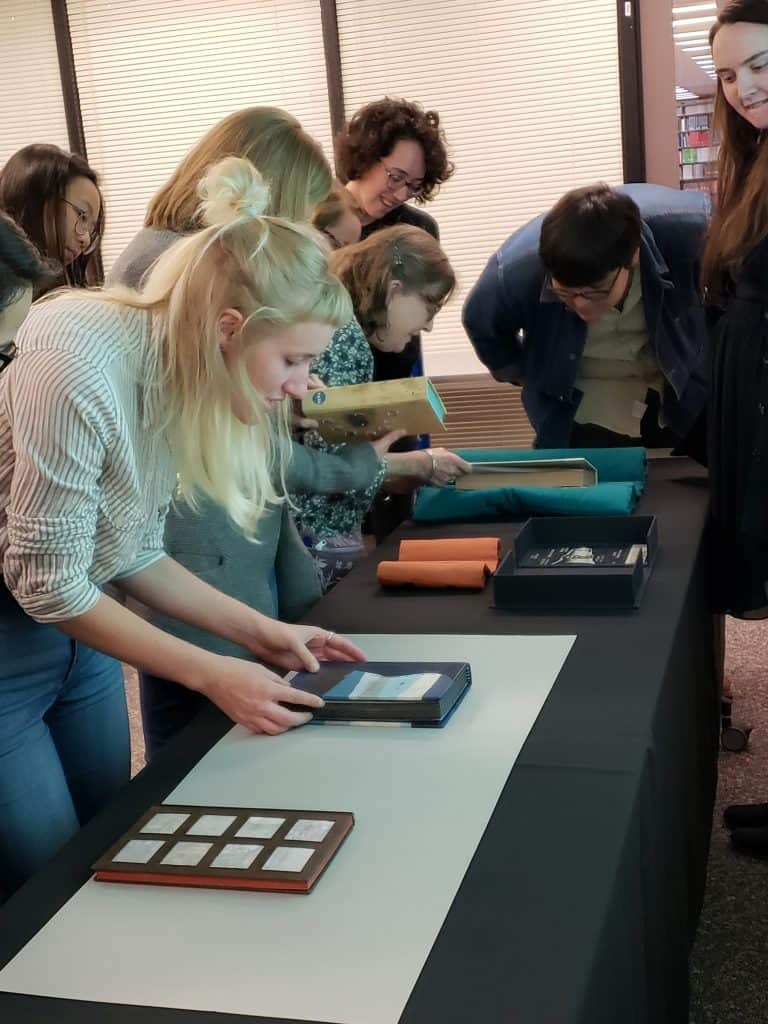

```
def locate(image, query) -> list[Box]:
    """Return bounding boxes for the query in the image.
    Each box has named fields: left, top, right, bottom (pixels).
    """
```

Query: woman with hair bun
left=0, top=156, right=364, bottom=893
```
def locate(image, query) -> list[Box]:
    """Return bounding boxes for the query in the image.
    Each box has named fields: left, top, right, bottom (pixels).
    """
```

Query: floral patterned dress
left=291, top=320, right=386, bottom=589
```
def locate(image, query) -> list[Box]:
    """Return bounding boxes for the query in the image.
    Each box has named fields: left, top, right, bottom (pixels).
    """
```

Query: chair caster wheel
left=721, top=725, right=752, bottom=752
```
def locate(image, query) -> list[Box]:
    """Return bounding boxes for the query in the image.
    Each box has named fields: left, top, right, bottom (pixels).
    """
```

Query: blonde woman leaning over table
left=0, top=156, right=364, bottom=894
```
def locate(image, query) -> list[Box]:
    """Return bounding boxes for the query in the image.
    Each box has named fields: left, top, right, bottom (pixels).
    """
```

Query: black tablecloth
left=0, top=459, right=719, bottom=1024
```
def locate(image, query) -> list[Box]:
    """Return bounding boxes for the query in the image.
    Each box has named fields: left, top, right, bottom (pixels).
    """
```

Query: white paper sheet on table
left=0, top=633, right=575, bottom=1024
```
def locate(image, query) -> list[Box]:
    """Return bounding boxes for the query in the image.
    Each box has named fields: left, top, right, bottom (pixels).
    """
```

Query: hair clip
left=391, top=245, right=404, bottom=267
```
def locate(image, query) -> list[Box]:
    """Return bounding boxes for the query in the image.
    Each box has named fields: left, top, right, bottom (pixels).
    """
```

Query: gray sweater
left=110, top=227, right=381, bottom=658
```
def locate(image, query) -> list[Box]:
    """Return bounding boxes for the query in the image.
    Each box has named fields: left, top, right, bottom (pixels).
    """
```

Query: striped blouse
left=0, top=297, right=175, bottom=623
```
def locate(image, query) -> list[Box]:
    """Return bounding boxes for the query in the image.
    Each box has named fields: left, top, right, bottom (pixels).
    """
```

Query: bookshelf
left=677, top=98, right=718, bottom=200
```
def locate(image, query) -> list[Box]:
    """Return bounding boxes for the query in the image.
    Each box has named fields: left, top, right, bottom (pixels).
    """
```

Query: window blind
left=0, top=0, right=69, bottom=167
left=66, top=0, right=334, bottom=271
left=336, top=0, right=625, bottom=376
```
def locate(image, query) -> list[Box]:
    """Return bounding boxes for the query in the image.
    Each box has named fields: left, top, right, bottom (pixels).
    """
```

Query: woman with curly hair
left=335, top=98, right=454, bottom=381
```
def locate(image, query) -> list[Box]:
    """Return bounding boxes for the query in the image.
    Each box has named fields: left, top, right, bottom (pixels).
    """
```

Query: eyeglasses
left=61, top=198, right=100, bottom=252
left=380, top=161, right=425, bottom=199
left=545, top=266, right=624, bottom=305
left=0, top=341, right=17, bottom=374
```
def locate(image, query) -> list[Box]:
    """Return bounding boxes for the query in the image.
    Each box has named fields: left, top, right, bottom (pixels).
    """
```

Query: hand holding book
left=198, top=622, right=366, bottom=736
left=240, top=618, right=366, bottom=673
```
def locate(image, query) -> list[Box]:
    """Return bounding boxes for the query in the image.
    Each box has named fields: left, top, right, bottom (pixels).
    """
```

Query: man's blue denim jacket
left=462, top=184, right=711, bottom=447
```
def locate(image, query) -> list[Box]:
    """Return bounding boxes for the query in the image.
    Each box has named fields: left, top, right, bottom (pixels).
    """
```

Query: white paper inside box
left=492, top=516, right=658, bottom=610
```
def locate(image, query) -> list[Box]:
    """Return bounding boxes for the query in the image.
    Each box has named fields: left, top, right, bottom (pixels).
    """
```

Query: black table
left=0, top=459, right=720, bottom=1024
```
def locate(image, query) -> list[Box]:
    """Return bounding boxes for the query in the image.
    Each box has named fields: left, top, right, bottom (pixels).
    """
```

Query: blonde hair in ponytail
left=65, top=157, right=352, bottom=534
left=145, top=107, right=332, bottom=228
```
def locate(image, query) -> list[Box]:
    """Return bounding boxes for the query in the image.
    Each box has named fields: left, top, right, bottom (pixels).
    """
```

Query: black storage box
left=493, top=515, right=658, bottom=610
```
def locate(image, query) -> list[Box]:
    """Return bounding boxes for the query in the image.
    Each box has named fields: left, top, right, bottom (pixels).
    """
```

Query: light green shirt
left=574, top=270, right=664, bottom=436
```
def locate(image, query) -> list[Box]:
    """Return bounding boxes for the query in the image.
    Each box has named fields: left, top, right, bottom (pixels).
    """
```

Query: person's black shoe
left=731, top=825, right=768, bottom=856
left=723, top=802, right=768, bottom=829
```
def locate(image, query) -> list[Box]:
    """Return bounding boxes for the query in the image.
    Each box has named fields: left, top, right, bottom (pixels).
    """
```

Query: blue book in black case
left=285, top=661, right=472, bottom=727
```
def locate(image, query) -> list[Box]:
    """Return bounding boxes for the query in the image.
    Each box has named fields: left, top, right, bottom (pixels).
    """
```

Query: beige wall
left=639, top=0, right=679, bottom=187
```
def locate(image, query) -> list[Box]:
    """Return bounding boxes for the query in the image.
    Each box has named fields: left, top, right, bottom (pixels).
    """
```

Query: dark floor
left=124, top=618, right=768, bottom=1022
left=689, top=618, right=768, bottom=1024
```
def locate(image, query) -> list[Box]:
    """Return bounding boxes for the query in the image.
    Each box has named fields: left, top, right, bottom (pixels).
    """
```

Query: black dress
left=709, top=236, right=768, bottom=616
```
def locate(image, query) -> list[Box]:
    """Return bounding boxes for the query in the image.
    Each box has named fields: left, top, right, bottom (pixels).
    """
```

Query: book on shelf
left=680, top=146, right=719, bottom=164
left=688, top=130, right=711, bottom=146
left=682, top=163, right=718, bottom=181
left=682, top=180, right=718, bottom=197
left=93, top=805, right=355, bottom=894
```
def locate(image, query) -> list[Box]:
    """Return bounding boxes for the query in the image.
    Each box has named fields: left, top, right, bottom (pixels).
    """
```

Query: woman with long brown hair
left=704, top=0, right=768, bottom=851
left=0, top=144, right=104, bottom=294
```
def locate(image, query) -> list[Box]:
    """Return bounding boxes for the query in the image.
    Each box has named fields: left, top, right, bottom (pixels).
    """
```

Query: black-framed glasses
left=545, top=266, right=624, bottom=305
left=0, top=341, right=17, bottom=374
left=61, top=198, right=101, bottom=252
left=380, top=160, right=425, bottom=199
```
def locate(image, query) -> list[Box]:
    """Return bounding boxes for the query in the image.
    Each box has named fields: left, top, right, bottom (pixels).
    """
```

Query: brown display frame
left=92, top=805, right=354, bottom=894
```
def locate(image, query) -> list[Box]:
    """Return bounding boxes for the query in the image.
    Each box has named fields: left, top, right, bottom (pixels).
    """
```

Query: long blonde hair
left=702, top=0, right=768, bottom=296
left=60, top=158, right=352, bottom=533
left=146, top=107, right=332, bottom=229
left=328, top=225, right=455, bottom=339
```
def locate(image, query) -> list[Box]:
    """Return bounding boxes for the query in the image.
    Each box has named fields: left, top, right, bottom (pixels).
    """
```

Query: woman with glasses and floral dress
left=0, top=144, right=104, bottom=295
left=292, top=225, right=471, bottom=589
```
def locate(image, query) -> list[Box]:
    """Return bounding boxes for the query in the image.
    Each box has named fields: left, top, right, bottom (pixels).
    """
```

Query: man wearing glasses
left=463, top=183, right=710, bottom=451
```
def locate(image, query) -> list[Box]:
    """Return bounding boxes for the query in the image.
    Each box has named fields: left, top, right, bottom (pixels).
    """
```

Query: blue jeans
left=0, top=585, right=129, bottom=895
